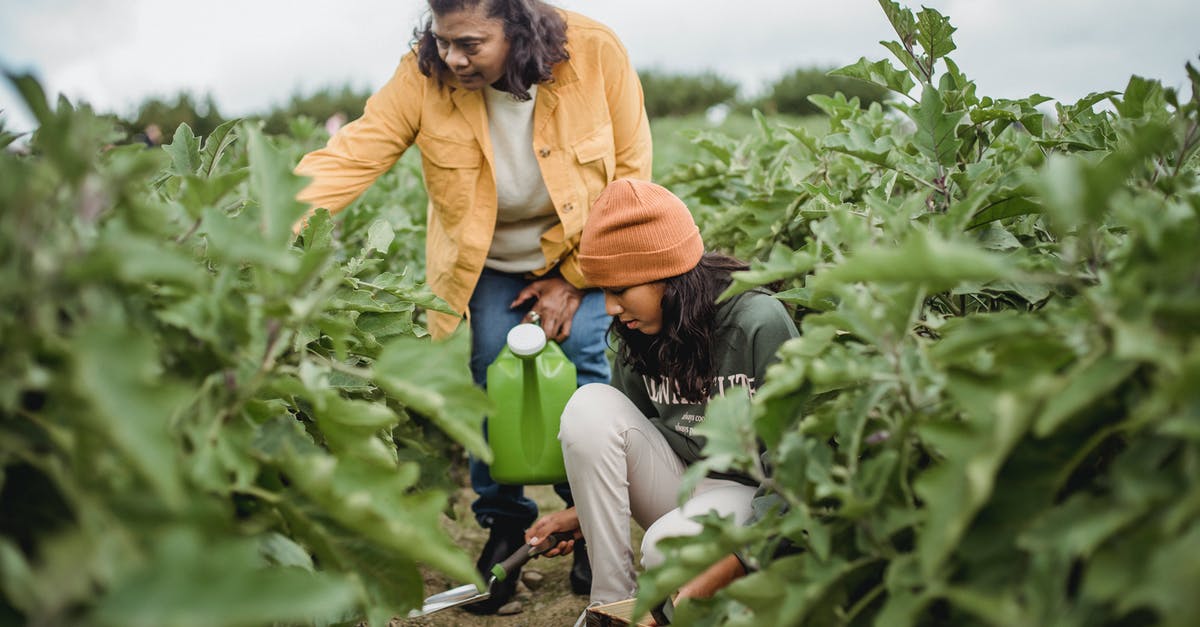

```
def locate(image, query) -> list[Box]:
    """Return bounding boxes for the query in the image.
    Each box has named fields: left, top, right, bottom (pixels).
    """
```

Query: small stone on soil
left=521, top=569, right=545, bottom=589
left=496, top=600, right=524, bottom=615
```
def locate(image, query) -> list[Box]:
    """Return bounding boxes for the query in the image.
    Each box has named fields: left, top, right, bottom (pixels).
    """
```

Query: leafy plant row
left=642, top=1, right=1200, bottom=625
left=0, top=78, right=484, bottom=625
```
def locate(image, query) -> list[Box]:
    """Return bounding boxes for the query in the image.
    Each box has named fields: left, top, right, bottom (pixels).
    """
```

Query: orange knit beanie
left=579, top=179, right=704, bottom=287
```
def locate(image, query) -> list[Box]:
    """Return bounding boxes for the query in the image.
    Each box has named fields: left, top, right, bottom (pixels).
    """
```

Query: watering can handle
left=490, top=531, right=576, bottom=582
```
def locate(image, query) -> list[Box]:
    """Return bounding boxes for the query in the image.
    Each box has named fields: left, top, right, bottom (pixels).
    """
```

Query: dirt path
left=398, top=484, right=594, bottom=627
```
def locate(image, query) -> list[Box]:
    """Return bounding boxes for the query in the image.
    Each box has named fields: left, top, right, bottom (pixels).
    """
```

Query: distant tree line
left=111, top=66, right=889, bottom=142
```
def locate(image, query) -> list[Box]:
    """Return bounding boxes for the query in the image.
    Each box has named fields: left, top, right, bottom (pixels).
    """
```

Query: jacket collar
left=448, top=56, right=581, bottom=160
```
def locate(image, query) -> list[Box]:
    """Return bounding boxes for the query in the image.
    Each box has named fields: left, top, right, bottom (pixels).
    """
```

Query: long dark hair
left=414, top=0, right=569, bottom=101
left=612, top=253, right=751, bottom=402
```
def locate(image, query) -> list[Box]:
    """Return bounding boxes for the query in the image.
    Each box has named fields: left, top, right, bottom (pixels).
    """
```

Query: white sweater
left=483, top=84, right=558, bottom=273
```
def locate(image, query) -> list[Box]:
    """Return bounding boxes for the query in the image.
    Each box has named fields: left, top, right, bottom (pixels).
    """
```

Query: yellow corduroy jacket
left=294, top=10, right=652, bottom=338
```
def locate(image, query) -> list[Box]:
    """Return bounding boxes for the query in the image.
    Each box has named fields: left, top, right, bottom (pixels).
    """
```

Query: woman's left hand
left=526, top=507, right=582, bottom=558
left=510, top=276, right=584, bottom=342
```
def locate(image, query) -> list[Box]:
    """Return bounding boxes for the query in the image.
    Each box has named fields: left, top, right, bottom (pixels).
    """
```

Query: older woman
left=294, top=0, right=652, bottom=614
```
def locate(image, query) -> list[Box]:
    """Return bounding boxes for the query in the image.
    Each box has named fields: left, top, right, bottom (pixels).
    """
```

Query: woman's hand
left=525, top=507, right=582, bottom=558
left=510, top=276, right=584, bottom=342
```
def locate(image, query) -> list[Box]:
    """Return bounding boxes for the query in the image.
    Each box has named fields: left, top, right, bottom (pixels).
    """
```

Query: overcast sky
left=2, top=0, right=1198, bottom=135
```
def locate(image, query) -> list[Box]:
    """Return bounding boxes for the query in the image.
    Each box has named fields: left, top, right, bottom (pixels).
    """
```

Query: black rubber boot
left=463, top=523, right=526, bottom=615
left=570, top=538, right=592, bottom=596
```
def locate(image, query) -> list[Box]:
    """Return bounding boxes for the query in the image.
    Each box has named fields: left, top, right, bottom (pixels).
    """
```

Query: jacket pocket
left=416, top=133, right=482, bottom=228
left=572, top=124, right=616, bottom=206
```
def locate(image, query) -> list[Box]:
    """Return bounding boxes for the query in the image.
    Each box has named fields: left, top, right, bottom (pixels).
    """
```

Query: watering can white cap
left=507, top=323, right=547, bottom=357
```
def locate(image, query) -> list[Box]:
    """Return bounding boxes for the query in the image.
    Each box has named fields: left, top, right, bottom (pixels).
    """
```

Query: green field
left=3, top=2, right=1199, bottom=626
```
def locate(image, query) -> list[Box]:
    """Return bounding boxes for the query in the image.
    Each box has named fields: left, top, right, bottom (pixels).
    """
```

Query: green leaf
left=281, top=454, right=477, bottom=600
left=71, top=313, right=189, bottom=508
left=260, top=532, right=315, bottom=571
left=966, top=196, right=1041, bottom=230
left=878, top=0, right=917, bottom=43
left=314, top=395, right=402, bottom=469
left=1115, top=523, right=1200, bottom=623
left=245, top=124, right=308, bottom=247
left=93, top=528, right=357, bottom=627
left=720, top=245, right=815, bottom=300
left=373, top=332, right=491, bottom=461
left=1018, top=493, right=1146, bottom=559
left=200, top=207, right=300, bottom=272
left=93, top=224, right=205, bottom=286
left=909, top=86, right=965, bottom=167
left=880, top=40, right=926, bottom=83
left=831, top=57, right=916, bottom=97
left=6, top=71, right=52, bottom=125
left=162, top=123, right=201, bottom=177
left=941, top=586, right=1026, bottom=626
left=1035, top=357, right=1139, bottom=437
left=680, top=394, right=758, bottom=496
left=199, top=118, right=239, bottom=178
left=177, top=169, right=249, bottom=217
left=914, top=381, right=1034, bottom=577
left=915, top=7, right=957, bottom=68
left=811, top=229, right=1014, bottom=295
left=365, top=219, right=395, bottom=255
left=823, top=124, right=897, bottom=167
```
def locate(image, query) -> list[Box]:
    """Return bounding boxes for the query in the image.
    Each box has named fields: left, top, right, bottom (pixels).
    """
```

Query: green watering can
left=486, top=313, right=576, bottom=485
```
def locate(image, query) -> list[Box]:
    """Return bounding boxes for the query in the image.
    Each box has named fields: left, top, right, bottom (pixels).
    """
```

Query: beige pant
left=560, top=383, right=758, bottom=604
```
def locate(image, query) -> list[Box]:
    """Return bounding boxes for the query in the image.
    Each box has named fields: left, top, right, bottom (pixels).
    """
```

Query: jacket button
left=538, top=148, right=551, bottom=158
left=562, top=203, right=574, bottom=212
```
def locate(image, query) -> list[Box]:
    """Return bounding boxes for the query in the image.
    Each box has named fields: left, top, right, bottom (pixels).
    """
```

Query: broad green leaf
left=199, top=118, right=239, bottom=178
left=93, top=224, right=205, bottom=286
left=915, top=380, right=1034, bottom=577
left=881, top=40, right=926, bottom=83
left=878, top=0, right=917, bottom=43
left=245, top=124, right=308, bottom=247
left=965, top=196, right=1041, bottom=230
left=909, top=86, right=965, bottom=166
left=823, top=124, right=896, bottom=167
left=915, top=7, right=957, bottom=67
left=941, top=586, right=1026, bottom=626
left=314, top=395, right=402, bottom=469
left=177, top=169, right=249, bottom=214
left=720, top=245, right=815, bottom=300
left=365, top=219, right=395, bottom=255
left=93, top=528, right=357, bottom=627
left=71, top=314, right=189, bottom=508
left=810, top=229, right=1014, bottom=295
left=1035, top=357, right=1139, bottom=436
left=0, top=539, right=36, bottom=615
left=1018, top=493, right=1146, bottom=559
left=280, top=454, right=477, bottom=597
left=0, top=126, right=17, bottom=149
left=1114, top=523, right=1200, bottom=624
left=680, top=394, right=758, bottom=497
left=200, top=207, right=300, bottom=272
left=831, top=57, right=916, bottom=96
left=6, top=71, right=52, bottom=125
left=373, top=332, right=491, bottom=461
left=163, top=123, right=201, bottom=177
left=260, top=532, right=315, bottom=571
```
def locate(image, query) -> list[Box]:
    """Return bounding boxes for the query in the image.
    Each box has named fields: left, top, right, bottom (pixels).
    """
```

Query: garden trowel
left=408, top=531, right=575, bottom=617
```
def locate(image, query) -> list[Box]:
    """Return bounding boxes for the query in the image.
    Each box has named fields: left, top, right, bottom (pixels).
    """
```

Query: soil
left=396, top=483, right=596, bottom=627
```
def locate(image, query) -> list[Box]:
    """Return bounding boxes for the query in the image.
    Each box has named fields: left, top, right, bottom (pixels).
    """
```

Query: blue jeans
left=468, top=268, right=611, bottom=530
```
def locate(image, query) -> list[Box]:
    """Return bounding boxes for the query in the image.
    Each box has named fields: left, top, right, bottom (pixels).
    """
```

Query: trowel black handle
left=491, top=531, right=577, bottom=582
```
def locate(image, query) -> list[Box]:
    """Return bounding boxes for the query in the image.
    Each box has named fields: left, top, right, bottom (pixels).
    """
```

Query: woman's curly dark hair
left=611, top=253, right=751, bottom=402
left=414, top=0, right=569, bottom=101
